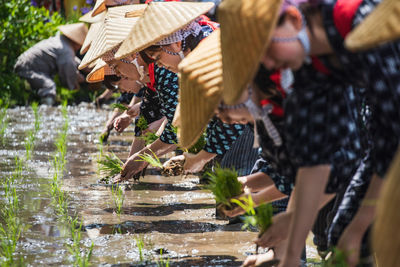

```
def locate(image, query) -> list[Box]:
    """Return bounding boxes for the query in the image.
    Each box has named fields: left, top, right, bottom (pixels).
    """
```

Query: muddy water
left=0, top=104, right=320, bottom=266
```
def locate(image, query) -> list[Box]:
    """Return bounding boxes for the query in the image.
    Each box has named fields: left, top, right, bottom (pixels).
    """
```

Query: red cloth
left=147, top=63, right=156, bottom=92
left=260, top=70, right=285, bottom=117
left=311, top=56, right=331, bottom=75
left=333, top=0, right=363, bottom=38
left=198, top=15, right=219, bottom=30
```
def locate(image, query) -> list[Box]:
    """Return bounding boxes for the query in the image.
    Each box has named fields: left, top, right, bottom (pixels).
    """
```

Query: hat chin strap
left=244, top=87, right=282, bottom=147
left=272, top=13, right=311, bottom=56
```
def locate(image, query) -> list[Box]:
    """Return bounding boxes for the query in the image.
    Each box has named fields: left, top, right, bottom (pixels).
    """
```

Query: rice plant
left=110, top=184, right=125, bottom=215
left=67, top=217, right=93, bottom=267
left=136, top=116, right=148, bottom=131
left=322, top=247, right=348, bottom=267
left=136, top=150, right=163, bottom=169
left=0, top=157, right=24, bottom=265
left=135, top=236, right=145, bottom=263
left=187, top=132, right=206, bottom=154
left=0, top=99, right=8, bottom=144
left=156, top=249, right=170, bottom=267
left=140, top=132, right=159, bottom=146
left=110, top=103, right=129, bottom=111
left=98, top=152, right=123, bottom=177
left=24, top=102, right=41, bottom=160
left=206, top=166, right=242, bottom=208
left=231, top=195, right=273, bottom=234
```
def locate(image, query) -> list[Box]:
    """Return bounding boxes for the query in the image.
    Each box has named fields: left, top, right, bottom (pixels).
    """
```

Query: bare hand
left=337, top=224, right=362, bottom=267
left=255, top=212, right=292, bottom=248
left=114, top=113, right=133, bottom=132
left=120, top=152, right=148, bottom=178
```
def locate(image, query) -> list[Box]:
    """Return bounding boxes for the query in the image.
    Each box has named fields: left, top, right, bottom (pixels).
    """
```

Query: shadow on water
left=113, top=255, right=241, bottom=266
left=84, top=220, right=244, bottom=235
left=91, top=181, right=202, bottom=191
left=103, top=203, right=214, bottom=216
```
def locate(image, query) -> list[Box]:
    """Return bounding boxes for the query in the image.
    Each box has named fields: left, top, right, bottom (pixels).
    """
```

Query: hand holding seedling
left=255, top=211, right=292, bottom=249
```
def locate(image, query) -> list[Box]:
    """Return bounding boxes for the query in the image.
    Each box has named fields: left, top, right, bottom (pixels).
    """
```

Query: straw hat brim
left=373, top=149, right=400, bottom=267
left=177, top=29, right=222, bottom=149
left=79, top=5, right=146, bottom=70
left=115, top=1, right=214, bottom=59
left=87, top=59, right=115, bottom=83
left=219, top=0, right=283, bottom=104
left=80, top=22, right=103, bottom=55
left=58, top=23, right=89, bottom=46
left=92, top=0, right=106, bottom=16
left=79, top=9, right=106, bottom=23
left=345, top=0, right=400, bottom=51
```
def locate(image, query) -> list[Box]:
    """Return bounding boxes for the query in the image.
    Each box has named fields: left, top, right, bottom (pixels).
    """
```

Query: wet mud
left=0, top=104, right=320, bottom=266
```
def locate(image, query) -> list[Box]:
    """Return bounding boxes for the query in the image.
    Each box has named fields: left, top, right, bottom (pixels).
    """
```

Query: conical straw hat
left=80, top=22, right=103, bottom=55
left=177, top=29, right=222, bottom=149
left=79, top=9, right=106, bottom=23
left=115, top=1, right=214, bottom=59
left=219, top=0, right=283, bottom=104
left=86, top=59, right=115, bottom=83
left=345, top=0, right=400, bottom=51
left=373, top=149, right=400, bottom=267
left=58, top=23, right=89, bottom=47
left=92, top=0, right=107, bottom=16
left=79, top=5, right=146, bottom=70
left=107, top=4, right=145, bottom=18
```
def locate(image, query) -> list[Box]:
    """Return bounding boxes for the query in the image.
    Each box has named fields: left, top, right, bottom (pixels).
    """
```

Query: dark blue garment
left=135, top=87, right=163, bottom=137
left=317, top=0, right=400, bottom=178
left=116, top=92, right=134, bottom=105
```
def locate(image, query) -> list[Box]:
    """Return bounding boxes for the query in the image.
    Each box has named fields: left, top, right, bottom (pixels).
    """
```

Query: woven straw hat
left=115, top=1, right=214, bottom=59
left=177, top=29, right=222, bottom=149
left=373, top=149, right=400, bottom=267
left=79, top=9, right=106, bottom=23
left=86, top=59, right=115, bottom=83
left=80, top=22, right=103, bottom=55
left=345, top=0, right=400, bottom=51
left=219, top=0, right=283, bottom=104
left=58, top=23, right=89, bottom=47
left=79, top=4, right=146, bottom=70
left=92, top=0, right=107, bottom=16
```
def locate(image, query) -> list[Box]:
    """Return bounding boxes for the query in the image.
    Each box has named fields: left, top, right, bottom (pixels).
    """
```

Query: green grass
left=110, top=103, right=129, bottom=111
left=25, top=102, right=41, bottom=160
left=67, top=217, right=93, bottom=267
left=206, top=166, right=242, bottom=208
left=98, top=152, right=123, bottom=177
left=136, top=150, right=163, bottom=169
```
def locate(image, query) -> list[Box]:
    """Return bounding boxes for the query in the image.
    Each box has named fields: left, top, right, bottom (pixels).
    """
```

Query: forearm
left=252, top=184, right=287, bottom=205
left=285, top=165, right=332, bottom=260
left=242, top=172, right=274, bottom=192
left=126, top=102, right=141, bottom=117
left=348, top=173, right=384, bottom=234
left=141, top=138, right=176, bottom=158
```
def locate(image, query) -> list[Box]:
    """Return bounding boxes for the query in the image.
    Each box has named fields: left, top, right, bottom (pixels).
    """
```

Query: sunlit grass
left=136, top=150, right=163, bottom=169
left=110, top=184, right=125, bottom=215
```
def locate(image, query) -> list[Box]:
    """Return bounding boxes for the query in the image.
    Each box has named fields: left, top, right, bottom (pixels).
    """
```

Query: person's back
left=14, top=23, right=87, bottom=105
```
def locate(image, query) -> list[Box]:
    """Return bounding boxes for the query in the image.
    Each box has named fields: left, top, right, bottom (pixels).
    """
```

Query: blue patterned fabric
left=203, top=117, right=245, bottom=156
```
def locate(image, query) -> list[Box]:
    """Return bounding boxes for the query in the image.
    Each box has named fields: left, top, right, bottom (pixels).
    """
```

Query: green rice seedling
left=0, top=99, right=9, bottom=144
left=136, top=116, right=148, bottom=131
left=322, top=247, right=348, bottom=267
left=110, top=184, right=125, bottom=215
left=67, top=217, right=93, bottom=267
left=206, top=166, right=242, bottom=208
left=140, top=132, right=159, bottom=146
left=135, top=236, right=145, bottom=263
left=98, top=152, right=123, bottom=177
left=156, top=249, right=170, bottom=267
left=110, top=103, right=129, bottom=111
left=136, top=150, right=163, bottom=169
left=32, top=101, right=41, bottom=133
left=187, top=132, right=206, bottom=154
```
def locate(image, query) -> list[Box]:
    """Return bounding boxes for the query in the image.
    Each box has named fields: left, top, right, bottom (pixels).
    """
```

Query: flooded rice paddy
left=0, top=104, right=321, bottom=266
